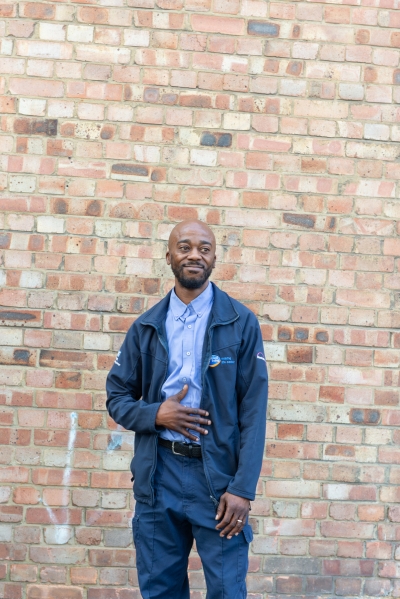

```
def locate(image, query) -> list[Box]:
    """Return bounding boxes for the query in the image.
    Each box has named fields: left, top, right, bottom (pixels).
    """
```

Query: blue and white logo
left=209, top=355, right=221, bottom=368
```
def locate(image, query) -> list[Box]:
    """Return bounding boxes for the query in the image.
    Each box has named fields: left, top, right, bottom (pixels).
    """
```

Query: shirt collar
left=169, top=282, right=214, bottom=321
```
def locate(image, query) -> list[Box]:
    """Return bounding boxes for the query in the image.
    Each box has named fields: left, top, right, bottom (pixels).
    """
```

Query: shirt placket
left=179, top=306, right=196, bottom=407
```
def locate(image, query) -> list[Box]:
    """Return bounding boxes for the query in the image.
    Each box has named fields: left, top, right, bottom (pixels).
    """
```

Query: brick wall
left=1, top=1, right=400, bottom=597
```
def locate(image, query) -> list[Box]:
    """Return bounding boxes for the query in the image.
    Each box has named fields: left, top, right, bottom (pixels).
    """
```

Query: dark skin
left=155, top=220, right=250, bottom=540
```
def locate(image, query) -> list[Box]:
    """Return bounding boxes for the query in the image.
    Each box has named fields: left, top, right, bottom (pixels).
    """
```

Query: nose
left=187, top=246, right=202, bottom=261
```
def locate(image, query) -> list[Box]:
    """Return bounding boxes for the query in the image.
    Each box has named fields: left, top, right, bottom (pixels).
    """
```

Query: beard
left=170, top=258, right=213, bottom=290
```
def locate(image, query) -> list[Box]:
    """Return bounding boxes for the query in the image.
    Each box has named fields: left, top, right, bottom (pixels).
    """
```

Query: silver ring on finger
left=237, top=519, right=243, bottom=523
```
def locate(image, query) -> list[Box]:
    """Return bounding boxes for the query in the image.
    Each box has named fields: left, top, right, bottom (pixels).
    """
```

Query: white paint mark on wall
left=40, top=412, right=78, bottom=544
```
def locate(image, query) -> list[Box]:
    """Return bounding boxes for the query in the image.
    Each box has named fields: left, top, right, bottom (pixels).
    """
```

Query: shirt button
left=186, top=351, right=191, bottom=356
left=183, top=378, right=187, bottom=382
left=188, top=325, right=192, bottom=329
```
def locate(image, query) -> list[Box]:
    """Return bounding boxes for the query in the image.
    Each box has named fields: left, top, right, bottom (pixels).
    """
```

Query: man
left=106, top=220, right=268, bottom=599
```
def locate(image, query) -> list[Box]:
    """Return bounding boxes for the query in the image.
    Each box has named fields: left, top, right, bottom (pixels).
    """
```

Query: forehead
left=170, top=222, right=215, bottom=245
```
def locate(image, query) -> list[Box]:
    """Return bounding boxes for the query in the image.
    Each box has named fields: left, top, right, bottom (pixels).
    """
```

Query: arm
left=106, top=322, right=212, bottom=437
left=227, top=313, right=268, bottom=499
left=106, top=322, right=162, bottom=434
left=216, top=313, right=268, bottom=538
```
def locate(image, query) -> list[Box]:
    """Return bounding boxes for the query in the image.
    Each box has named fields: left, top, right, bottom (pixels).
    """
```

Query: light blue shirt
left=160, top=283, right=214, bottom=444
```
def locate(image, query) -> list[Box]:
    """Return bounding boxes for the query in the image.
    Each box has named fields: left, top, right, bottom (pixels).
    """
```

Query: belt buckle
left=171, top=441, right=185, bottom=456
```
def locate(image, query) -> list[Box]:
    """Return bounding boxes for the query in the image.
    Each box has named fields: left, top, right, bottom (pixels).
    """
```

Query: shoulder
left=125, top=297, right=168, bottom=338
left=134, top=306, right=156, bottom=327
left=218, top=288, right=260, bottom=330
left=230, top=295, right=256, bottom=320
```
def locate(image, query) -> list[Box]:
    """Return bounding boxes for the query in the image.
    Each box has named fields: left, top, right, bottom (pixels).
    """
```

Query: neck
left=174, top=280, right=210, bottom=305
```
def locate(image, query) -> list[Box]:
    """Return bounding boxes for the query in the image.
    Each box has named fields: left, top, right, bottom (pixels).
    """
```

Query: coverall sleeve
left=106, top=322, right=162, bottom=434
left=226, top=314, right=268, bottom=501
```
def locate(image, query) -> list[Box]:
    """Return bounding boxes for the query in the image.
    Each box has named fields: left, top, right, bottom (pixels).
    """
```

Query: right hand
left=155, top=385, right=212, bottom=442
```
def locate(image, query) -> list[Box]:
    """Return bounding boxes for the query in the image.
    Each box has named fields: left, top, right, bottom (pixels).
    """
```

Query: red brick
left=27, top=585, right=83, bottom=599
left=13, top=488, right=40, bottom=505
left=26, top=508, right=82, bottom=525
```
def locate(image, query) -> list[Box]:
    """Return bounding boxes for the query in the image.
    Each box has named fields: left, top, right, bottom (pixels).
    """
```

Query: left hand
left=215, top=492, right=250, bottom=539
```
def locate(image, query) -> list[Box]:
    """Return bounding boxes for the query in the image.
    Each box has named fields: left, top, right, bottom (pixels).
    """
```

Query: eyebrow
left=177, top=238, right=212, bottom=246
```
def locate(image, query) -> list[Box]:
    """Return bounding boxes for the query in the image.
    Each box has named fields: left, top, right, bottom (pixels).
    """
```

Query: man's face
left=166, top=222, right=216, bottom=290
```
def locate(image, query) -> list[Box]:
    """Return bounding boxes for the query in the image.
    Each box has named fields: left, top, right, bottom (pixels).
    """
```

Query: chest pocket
left=209, top=322, right=241, bottom=366
left=140, top=326, right=167, bottom=363
left=211, top=321, right=241, bottom=347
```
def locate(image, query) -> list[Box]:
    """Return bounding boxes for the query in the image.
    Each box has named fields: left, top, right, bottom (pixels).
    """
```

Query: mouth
left=183, top=265, right=204, bottom=271
left=183, top=267, right=204, bottom=274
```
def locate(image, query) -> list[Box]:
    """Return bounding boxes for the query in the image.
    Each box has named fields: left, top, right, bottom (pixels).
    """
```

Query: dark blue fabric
left=106, top=282, right=269, bottom=506
left=132, top=444, right=253, bottom=599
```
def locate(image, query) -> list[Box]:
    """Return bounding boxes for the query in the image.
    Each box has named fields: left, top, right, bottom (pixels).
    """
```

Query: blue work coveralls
left=106, top=283, right=269, bottom=598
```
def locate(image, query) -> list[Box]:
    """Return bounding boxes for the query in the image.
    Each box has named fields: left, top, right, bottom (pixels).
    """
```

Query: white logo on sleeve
left=115, top=350, right=122, bottom=366
left=256, top=352, right=266, bottom=361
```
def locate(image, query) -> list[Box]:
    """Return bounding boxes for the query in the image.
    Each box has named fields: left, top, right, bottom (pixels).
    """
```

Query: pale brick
left=223, top=112, right=251, bottom=130
left=83, top=333, right=111, bottom=351
left=1, top=330, right=24, bottom=346
left=67, top=25, right=94, bottom=43
left=37, top=216, right=65, bottom=233
left=48, top=100, right=74, bottom=118
left=16, top=40, right=72, bottom=60
left=39, top=23, right=66, bottom=41
left=9, top=175, right=36, bottom=193
left=19, top=98, right=47, bottom=116
left=77, top=103, right=104, bottom=121
left=190, top=149, right=217, bottom=167
left=338, top=84, right=364, bottom=101
left=364, top=123, right=390, bottom=141
left=123, top=30, right=150, bottom=46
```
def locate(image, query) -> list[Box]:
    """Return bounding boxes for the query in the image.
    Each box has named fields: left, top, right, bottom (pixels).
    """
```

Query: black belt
left=158, top=438, right=202, bottom=458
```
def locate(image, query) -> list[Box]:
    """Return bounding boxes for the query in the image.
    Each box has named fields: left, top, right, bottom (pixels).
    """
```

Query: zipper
left=147, top=310, right=239, bottom=507
left=200, top=316, right=239, bottom=509
left=147, top=323, right=169, bottom=505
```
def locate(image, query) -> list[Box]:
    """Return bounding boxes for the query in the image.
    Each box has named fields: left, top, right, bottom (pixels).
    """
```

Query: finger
left=216, top=505, right=234, bottom=530
left=179, top=428, right=199, bottom=442
left=186, top=415, right=212, bottom=426
left=227, top=517, right=246, bottom=539
left=218, top=513, right=237, bottom=537
left=174, top=385, right=189, bottom=402
left=187, top=425, right=208, bottom=435
left=182, top=407, right=209, bottom=417
left=180, top=420, right=209, bottom=435
left=182, top=416, right=211, bottom=427
left=215, top=495, right=226, bottom=521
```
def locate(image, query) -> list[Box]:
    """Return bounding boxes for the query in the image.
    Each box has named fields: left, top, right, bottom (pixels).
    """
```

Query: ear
left=212, top=253, right=217, bottom=269
left=166, top=250, right=171, bottom=265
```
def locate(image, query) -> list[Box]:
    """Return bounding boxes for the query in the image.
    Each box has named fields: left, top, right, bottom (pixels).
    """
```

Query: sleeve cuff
left=147, top=401, right=164, bottom=433
left=226, top=484, right=255, bottom=501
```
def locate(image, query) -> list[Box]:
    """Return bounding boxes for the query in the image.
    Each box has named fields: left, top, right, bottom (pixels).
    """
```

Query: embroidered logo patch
left=209, top=355, right=221, bottom=368
left=114, top=350, right=122, bottom=366
left=256, top=352, right=266, bottom=362
left=220, top=356, right=235, bottom=365
left=209, top=355, right=235, bottom=367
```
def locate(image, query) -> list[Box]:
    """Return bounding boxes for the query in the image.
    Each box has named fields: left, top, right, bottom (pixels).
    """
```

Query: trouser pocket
left=237, top=524, right=252, bottom=583
left=132, top=514, right=141, bottom=570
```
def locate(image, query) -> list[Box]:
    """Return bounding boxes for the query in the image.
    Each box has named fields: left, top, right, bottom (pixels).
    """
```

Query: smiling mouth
left=183, top=265, right=203, bottom=270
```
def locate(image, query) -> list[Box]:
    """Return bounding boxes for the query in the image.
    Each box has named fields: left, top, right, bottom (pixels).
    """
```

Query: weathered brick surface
left=0, top=0, right=399, bottom=597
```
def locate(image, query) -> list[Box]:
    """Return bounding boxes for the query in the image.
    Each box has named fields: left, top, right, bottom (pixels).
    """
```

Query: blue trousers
left=132, top=445, right=253, bottom=599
